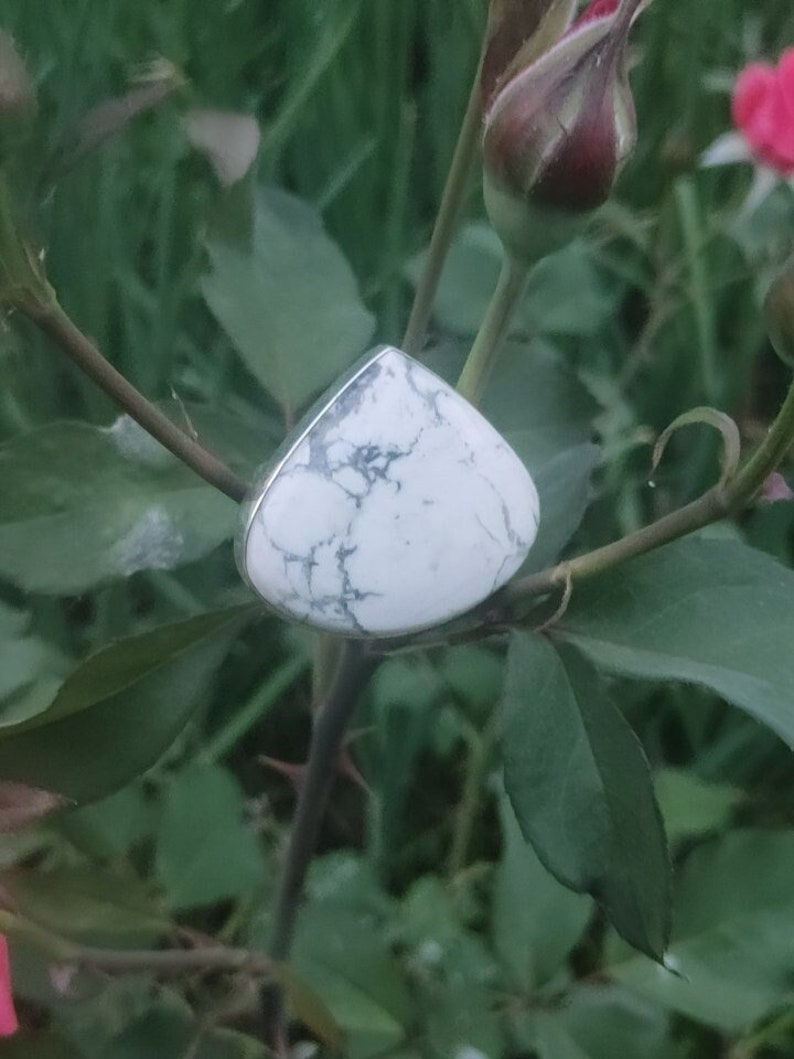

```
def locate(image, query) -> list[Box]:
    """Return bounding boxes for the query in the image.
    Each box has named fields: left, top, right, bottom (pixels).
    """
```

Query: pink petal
left=778, top=47, right=794, bottom=114
left=733, top=62, right=794, bottom=174
left=0, top=937, right=18, bottom=1037
left=777, top=50, right=794, bottom=163
left=732, top=63, right=776, bottom=135
left=764, top=95, right=794, bottom=170
left=769, top=52, right=794, bottom=167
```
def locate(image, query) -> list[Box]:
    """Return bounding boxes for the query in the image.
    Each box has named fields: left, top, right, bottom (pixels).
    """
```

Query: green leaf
left=0, top=1033, right=84, bottom=1058
left=368, top=656, right=445, bottom=866
left=502, top=633, right=671, bottom=959
left=425, top=340, right=600, bottom=569
left=0, top=607, right=254, bottom=801
left=522, top=1013, right=592, bottom=1059
left=395, top=875, right=508, bottom=1059
left=163, top=400, right=281, bottom=480
left=425, top=981, right=504, bottom=1059
left=155, top=763, right=266, bottom=910
left=0, top=603, right=67, bottom=726
left=525, top=442, right=600, bottom=571
left=439, top=644, right=504, bottom=723
left=0, top=605, right=51, bottom=701
left=57, top=65, right=180, bottom=170
left=292, top=899, right=413, bottom=1058
left=559, top=538, right=794, bottom=746
left=17, top=605, right=258, bottom=732
left=17, top=971, right=153, bottom=1048
left=3, top=864, right=168, bottom=940
left=484, top=340, right=599, bottom=465
left=503, top=634, right=606, bottom=891
left=60, top=785, right=154, bottom=859
left=399, top=875, right=499, bottom=987
left=304, top=851, right=396, bottom=918
left=519, top=984, right=682, bottom=1059
left=279, top=965, right=346, bottom=1053
left=520, top=240, right=619, bottom=338
left=201, top=186, right=375, bottom=418
left=426, top=338, right=599, bottom=466
left=650, top=406, right=741, bottom=488
left=0, top=419, right=236, bottom=595
left=609, top=830, right=794, bottom=1031
left=493, top=793, right=591, bottom=991
left=654, top=768, right=739, bottom=843
left=100, top=1002, right=267, bottom=1059
left=481, top=343, right=600, bottom=568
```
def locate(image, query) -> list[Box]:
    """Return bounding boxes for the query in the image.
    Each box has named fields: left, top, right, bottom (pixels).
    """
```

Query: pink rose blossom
left=732, top=48, right=794, bottom=174
left=0, top=936, right=17, bottom=1036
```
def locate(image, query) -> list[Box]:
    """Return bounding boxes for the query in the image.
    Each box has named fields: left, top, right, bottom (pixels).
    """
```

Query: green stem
left=263, top=639, right=377, bottom=1044
left=504, top=371, right=794, bottom=605
left=70, top=944, right=272, bottom=978
left=311, top=632, right=343, bottom=708
left=456, top=254, right=529, bottom=405
left=402, top=64, right=483, bottom=357
left=202, top=655, right=310, bottom=764
left=17, top=298, right=248, bottom=503
left=728, top=372, right=794, bottom=500
left=382, top=101, right=417, bottom=342
left=505, top=486, right=731, bottom=604
left=447, top=712, right=500, bottom=878
left=675, top=177, right=719, bottom=403
left=0, top=910, right=273, bottom=978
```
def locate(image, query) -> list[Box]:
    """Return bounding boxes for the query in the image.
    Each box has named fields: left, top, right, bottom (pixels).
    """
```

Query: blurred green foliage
left=0, top=0, right=793, bottom=1056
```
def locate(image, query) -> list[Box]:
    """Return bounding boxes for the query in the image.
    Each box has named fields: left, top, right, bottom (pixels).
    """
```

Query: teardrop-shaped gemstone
left=238, top=346, right=539, bottom=636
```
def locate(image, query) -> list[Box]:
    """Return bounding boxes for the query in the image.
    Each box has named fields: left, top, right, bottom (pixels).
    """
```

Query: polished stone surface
left=239, top=346, right=539, bottom=636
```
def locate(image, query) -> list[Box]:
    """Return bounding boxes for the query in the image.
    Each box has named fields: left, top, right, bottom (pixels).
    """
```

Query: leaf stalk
left=402, top=59, right=483, bottom=357
left=16, top=298, right=249, bottom=504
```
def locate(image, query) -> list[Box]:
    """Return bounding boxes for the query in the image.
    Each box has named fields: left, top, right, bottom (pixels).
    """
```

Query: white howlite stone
left=238, top=346, right=539, bottom=637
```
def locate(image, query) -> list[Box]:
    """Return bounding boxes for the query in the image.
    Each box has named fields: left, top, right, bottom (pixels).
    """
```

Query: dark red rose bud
left=483, top=0, right=644, bottom=262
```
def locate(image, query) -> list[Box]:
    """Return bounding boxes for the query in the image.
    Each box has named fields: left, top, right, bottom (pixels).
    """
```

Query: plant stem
left=311, top=632, right=343, bottom=709
left=68, top=944, right=273, bottom=978
left=675, top=177, right=719, bottom=403
left=0, top=909, right=274, bottom=979
left=202, top=655, right=310, bottom=764
left=502, top=371, right=794, bottom=606
left=447, top=712, right=500, bottom=878
left=728, top=371, right=794, bottom=499
left=505, top=486, right=732, bottom=603
left=456, top=254, right=529, bottom=405
left=402, top=64, right=483, bottom=357
left=263, top=639, right=376, bottom=1044
left=267, top=640, right=375, bottom=960
left=17, top=297, right=249, bottom=503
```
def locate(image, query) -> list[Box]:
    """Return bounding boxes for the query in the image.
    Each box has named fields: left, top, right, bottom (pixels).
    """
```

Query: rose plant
left=0, top=2, right=791, bottom=1058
